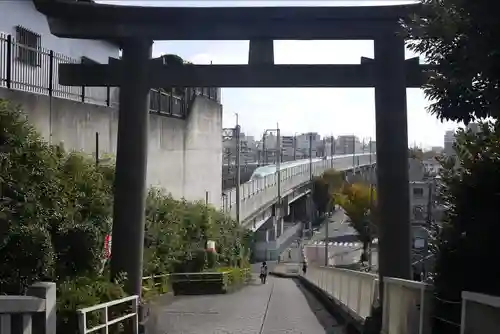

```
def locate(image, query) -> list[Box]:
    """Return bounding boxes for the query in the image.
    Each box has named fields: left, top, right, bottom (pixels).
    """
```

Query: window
left=413, top=205, right=425, bottom=220
left=15, top=26, right=41, bottom=67
left=413, top=187, right=424, bottom=198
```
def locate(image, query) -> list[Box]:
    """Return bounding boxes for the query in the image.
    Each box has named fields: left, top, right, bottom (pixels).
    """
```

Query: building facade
left=336, top=135, right=360, bottom=154
left=0, top=0, right=121, bottom=105
left=444, top=130, right=456, bottom=156
left=0, top=1, right=119, bottom=62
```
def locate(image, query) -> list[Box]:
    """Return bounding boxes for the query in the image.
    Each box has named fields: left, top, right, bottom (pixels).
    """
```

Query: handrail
left=77, top=295, right=139, bottom=334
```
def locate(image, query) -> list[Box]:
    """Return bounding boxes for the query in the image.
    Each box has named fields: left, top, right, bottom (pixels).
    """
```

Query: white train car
left=250, top=153, right=374, bottom=180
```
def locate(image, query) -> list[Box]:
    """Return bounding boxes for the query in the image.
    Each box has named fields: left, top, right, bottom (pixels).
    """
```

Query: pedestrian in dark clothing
left=302, top=261, right=307, bottom=276
left=260, top=262, right=268, bottom=284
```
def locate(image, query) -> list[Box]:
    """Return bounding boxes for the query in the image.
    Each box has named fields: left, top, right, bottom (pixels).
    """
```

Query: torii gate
left=35, top=1, right=429, bottom=298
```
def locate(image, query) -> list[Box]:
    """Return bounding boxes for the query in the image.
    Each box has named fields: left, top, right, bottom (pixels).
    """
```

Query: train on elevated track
left=249, top=153, right=373, bottom=180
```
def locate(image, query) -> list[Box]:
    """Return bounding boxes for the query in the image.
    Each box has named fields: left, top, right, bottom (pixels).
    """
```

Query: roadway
left=148, top=272, right=344, bottom=333
left=305, top=210, right=378, bottom=269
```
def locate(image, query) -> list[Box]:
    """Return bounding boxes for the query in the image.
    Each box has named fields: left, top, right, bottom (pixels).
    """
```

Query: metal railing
left=77, top=295, right=139, bottom=334
left=460, top=291, right=500, bottom=334
left=0, top=282, right=56, bottom=334
left=0, top=32, right=220, bottom=118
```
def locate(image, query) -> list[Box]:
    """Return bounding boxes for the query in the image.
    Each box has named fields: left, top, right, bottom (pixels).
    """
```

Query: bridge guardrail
left=222, top=153, right=376, bottom=222
left=305, top=265, right=379, bottom=322
left=303, top=265, right=433, bottom=334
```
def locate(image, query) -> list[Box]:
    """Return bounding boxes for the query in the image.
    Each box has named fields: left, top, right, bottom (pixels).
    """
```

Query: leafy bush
left=218, top=267, right=251, bottom=287
left=144, top=188, right=245, bottom=275
left=1, top=98, right=247, bottom=331
left=0, top=99, right=114, bottom=294
left=56, top=275, right=127, bottom=334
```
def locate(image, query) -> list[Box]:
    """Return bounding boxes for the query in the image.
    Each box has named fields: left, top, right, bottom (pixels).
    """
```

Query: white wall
left=0, top=1, right=120, bottom=105
left=0, top=1, right=119, bottom=63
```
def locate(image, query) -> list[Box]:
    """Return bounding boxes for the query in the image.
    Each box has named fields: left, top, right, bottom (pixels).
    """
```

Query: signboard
left=413, top=238, right=425, bottom=249
left=207, top=240, right=216, bottom=253
left=104, top=234, right=112, bottom=258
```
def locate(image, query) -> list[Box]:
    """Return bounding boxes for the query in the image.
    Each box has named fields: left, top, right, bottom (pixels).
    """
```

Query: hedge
left=0, top=99, right=249, bottom=332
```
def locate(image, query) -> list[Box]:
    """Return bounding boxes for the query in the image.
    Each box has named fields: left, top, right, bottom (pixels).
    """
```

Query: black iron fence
left=0, top=32, right=220, bottom=118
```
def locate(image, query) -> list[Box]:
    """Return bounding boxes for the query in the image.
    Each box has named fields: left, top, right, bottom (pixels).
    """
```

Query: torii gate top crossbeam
left=34, top=1, right=422, bottom=40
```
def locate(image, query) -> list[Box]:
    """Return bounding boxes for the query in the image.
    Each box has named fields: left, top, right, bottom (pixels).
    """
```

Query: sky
left=99, top=0, right=458, bottom=148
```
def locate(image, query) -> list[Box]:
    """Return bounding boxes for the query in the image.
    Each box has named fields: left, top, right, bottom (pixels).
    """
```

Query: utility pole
left=309, top=133, right=313, bottom=233
left=322, top=138, right=326, bottom=158
left=95, top=132, right=100, bottom=167
left=235, top=124, right=241, bottom=225
left=324, top=204, right=330, bottom=266
left=293, top=135, right=297, bottom=161
left=262, top=133, right=267, bottom=165
left=352, top=135, right=356, bottom=175
left=309, top=133, right=313, bottom=181
left=276, top=124, right=281, bottom=202
left=330, top=135, right=334, bottom=168
left=368, top=137, right=374, bottom=271
left=422, top=180, right=433, bottom=280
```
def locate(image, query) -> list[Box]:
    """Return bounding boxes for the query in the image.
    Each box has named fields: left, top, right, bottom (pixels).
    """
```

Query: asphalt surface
left=310, top=210, right=357, bottom=243
left=149, top=274, right=345, bottom=334
left=306, top=210, right=378, bottom=269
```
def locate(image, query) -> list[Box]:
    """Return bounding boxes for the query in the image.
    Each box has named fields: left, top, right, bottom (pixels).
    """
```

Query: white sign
left=207, top=240, right=216, bottom=252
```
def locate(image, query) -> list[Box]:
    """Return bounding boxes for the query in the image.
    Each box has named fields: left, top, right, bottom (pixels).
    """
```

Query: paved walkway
left=148, top=275, right=345, bottom=334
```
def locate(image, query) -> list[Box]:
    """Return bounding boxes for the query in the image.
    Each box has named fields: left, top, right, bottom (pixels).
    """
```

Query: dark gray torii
left=35, top=0, right=429, bottom=302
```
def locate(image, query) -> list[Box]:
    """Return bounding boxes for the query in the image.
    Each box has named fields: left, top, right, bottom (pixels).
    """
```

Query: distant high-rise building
left=368, top=140, right=377, bottom=153
left=337, top=135, right=358, bottom=154
left=281, top=136, right=295, bottom=160
left=444, top=130, right=456, bottom=156
left=466, top=122, right=480, bottom=134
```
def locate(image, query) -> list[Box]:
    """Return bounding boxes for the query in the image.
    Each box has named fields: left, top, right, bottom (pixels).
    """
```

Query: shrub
left=1, top=98, right=247, bottom=331
left=0, top=99, right=114, bottom=294
left=144, top=188, right=245, bottom=276
left=56, top=275, right=127, bottom=334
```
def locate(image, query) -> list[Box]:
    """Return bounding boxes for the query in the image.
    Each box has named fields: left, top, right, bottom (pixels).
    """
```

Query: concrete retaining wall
left=0, top=88, right=222, bottom=207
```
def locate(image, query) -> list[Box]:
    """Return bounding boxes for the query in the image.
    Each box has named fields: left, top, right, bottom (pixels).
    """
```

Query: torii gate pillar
left=374, top=34, right=412, bottom=282
left=110, top=39, right=152, bottom=296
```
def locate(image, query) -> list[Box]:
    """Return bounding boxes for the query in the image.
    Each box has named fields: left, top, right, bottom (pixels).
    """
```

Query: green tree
left=403, top=0, right=500, bottom=123
left=335, top=183, right=377, bottom=262
left=312, top=176, right=329, bottom=216
left=431, top=122, right=500, bottom=333
left=322, top=168, right=344, bottom=196
left=409, top=147, right=424, bottom=160
left=312, top=168, right=344, bottom=217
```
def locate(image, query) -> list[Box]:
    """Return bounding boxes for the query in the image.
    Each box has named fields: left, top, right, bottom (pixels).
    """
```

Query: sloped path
left=149, top=274, right=345, bottom=334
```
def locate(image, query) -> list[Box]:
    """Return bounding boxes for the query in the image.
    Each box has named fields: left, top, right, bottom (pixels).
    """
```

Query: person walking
left=260, top=261, right=268, bottom=284
left=302, top=261, right=308, bottom=276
